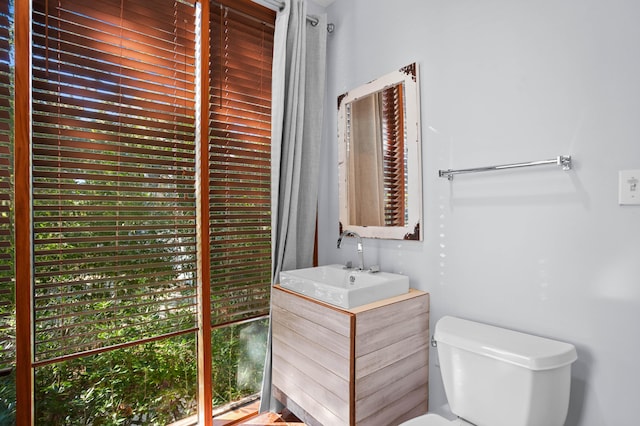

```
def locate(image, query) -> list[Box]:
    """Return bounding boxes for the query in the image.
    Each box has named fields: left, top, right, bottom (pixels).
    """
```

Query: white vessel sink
left=279, top=264, right=410, bottom=309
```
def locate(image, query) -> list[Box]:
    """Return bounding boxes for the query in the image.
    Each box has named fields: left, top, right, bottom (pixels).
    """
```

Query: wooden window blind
left=0, top=0, right=13, bottom=372
left=208, top=0, right=274, bottom=326
left=381, top=84, right=406, bottom=227
left=31, top=0, right=198, bottom=363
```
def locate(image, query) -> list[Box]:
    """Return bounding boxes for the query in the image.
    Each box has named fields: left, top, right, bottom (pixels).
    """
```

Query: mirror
left=338, top=63, right=422, bottom=240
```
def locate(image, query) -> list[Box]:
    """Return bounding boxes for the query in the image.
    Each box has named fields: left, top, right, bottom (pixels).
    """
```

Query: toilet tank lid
left=434, top=316, right=577, bottom=371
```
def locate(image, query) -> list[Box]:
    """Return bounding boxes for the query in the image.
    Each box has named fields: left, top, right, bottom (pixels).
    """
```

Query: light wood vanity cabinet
left=272, top=286, right=429, bottom=426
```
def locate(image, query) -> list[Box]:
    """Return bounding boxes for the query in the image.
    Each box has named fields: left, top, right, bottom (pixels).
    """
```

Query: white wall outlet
left=619, top=170, right=640, bottom=205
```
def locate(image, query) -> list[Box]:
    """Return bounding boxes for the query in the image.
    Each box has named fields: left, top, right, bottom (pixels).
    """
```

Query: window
left=208, top=1, right=272, bottom=329
left=9, top=0, right=275, bottom=423
left=30, top=0, right=199, bottom=422
left=207, top=0, right=274, bottom=408
left=0, top=0, right=15, bottom=420
left=31, top=0, right=199, bottom=363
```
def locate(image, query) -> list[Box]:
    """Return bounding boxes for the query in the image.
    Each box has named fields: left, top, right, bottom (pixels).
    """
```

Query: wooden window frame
left=15, top=0, right=34, bottom=424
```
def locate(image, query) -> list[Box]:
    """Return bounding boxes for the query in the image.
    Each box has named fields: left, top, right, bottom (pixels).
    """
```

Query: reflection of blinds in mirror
left=381, top=84, right=406, bottom=227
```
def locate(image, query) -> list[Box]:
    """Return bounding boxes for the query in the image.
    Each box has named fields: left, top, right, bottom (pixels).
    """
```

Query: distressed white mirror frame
left=338, top=63, right=422, bottom=240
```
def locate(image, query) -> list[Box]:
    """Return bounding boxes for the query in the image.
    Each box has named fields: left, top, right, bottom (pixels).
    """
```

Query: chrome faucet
left=337, top=230, right=364, bottom=271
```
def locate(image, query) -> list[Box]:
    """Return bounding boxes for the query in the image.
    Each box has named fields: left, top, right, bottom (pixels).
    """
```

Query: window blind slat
left=32, top=8, right=198, bottom=54
left=209, top=119, right=271, bottom=135
left=33, top=103, right=195, bottom=135
left=33, top=132, right=195, bottom=154
left=31, top=40, right=196, bottom=86
left=35, top=258, right=197, bottom=277
left=32, top=73, right=195, bottom=113
left=33, top=171, right=195, bottom=187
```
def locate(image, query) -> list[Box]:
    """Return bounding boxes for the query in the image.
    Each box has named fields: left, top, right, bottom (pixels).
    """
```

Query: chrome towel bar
left=438, top=155, right=572, bottom=181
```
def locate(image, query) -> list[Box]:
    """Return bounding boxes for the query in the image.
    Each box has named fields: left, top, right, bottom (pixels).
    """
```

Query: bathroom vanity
left=272, top=285, right=429, bottom=426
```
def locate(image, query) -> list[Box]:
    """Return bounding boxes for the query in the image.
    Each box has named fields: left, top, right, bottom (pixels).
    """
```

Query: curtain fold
left=260, top=0, right=327, bottom=413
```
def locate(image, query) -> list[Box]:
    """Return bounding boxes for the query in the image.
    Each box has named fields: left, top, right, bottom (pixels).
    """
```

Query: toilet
left=401, top=316, right=577, bottom=426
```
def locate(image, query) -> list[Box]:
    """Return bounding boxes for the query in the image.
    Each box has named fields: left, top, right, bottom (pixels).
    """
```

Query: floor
left=234, top=410, right=305, bottom=425
left=212, top=401, right=305, bottom=426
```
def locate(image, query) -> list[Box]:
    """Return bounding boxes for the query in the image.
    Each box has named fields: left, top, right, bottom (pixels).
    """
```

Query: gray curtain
left=259, top=0, right=327, bottom=413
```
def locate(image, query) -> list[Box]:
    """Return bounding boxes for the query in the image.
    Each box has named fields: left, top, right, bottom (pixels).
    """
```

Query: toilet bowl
left=401, top=413, right=470, bottom=426
left=399, top=316, right=577, bottom=426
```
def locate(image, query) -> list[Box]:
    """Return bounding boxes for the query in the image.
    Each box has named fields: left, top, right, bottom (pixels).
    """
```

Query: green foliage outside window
left=0, top=372, right=15, bottom=426
left=34, top=333, right=198, bottom=426
left=0, top=316, right=268, bottom=425
left=211, top=319, right=268, bottom=408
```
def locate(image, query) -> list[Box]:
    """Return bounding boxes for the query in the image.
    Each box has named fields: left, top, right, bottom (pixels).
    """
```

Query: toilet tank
left=435, top=316, right=577, bottom=426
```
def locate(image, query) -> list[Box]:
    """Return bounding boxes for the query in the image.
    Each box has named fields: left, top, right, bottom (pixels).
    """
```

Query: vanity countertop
left=274, top=284, right=427, bottom=314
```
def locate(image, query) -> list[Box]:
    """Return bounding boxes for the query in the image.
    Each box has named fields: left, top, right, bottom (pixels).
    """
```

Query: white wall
left=316, top=1, right=640, bottom=425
